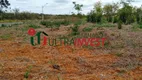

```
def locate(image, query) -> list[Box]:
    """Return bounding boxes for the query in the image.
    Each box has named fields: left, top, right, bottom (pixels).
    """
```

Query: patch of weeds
left=139, top=23, right=142, bottom=29
left=83, top=27, right=93, bottom=32
left=0, top=34, right=11, bottom=40
left=74, top=20, right=83, bottom=26
left=132, top=23, right=141, bottom=31
left=29, top=24, right=40, bottom=29
left=104, top=41, right=110, bottom=48
left=24, top=65, right=33, bottom=79
left=60, top=20, right=70, bottom=26
left=40, top=21, right=52, bottom=28
left=71, top=24, right=80, bottom=36
left=21, top=26, right=29, bottom=32
left=118, top=21, right=122, bottom=29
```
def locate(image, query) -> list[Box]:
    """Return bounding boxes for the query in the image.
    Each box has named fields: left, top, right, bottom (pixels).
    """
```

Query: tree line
left=87, top=0, right=142, bottom=24
left=0, top=0, right=142, bottom=25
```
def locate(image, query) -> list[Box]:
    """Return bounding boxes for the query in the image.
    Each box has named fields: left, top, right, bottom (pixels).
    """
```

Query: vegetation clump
left=71, top=24, right=80, bottom=36
left=40, top=20, right=70, bottom=28
left=83, top=27, right=93, bottom=32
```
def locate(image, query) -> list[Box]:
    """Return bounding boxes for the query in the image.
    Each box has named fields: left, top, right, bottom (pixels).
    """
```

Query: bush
left=87, top=11, right=97, bottom=23
left=113, top=16, right=118, bottom=23
left=83, top=27, right=93, bottom=32
left=71, top=24, right=80, bottom=36
left=118, top=21, right=122, bottom=29
left=138, top=24, right=142, bottom=29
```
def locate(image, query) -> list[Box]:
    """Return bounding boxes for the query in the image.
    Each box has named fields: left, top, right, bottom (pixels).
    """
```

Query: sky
left=8, top=0, right=142, bottom=15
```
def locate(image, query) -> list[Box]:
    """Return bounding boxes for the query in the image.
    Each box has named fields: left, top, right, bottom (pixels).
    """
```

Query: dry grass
left=0, top=21, right=142, bottom=80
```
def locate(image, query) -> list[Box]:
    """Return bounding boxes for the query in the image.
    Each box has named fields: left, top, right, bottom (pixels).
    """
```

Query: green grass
left=83, top=27, right=93, bottom=32
left=29, top=24, right=40, bottom=29
left=132, top=23, right=142, bottom=31
left=0, top=34, right=11, bottom=40
left=24, top=66, right=33, bottom=79
left=139, top=24, right=142, bottom=29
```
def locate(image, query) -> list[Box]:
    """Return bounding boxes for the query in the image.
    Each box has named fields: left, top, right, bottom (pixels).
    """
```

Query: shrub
left=113, top=16, right=118, bottom=23
left=139, top=23, right=142, bottom=29
left=71, top=24, right=80, bottom=36
left=87, top=12, right=102, bottom=23
left=118, top=21, right=122, bottom=29
left=83, top=27, right=93, bottom=32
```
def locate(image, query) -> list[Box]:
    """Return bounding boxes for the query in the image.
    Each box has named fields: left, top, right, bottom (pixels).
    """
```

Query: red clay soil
left=0, top=40, right=142, bottom=80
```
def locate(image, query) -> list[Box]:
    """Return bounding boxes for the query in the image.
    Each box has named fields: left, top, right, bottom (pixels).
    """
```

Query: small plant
left=118, top=21, right=122, bottom=29
left=71, top=24, right=80, bottom=36
left=24, top=65, right=33, bottom=79
left=83, top=27, right=93, bottom=32
left=115, top=53, right=123, bottom=57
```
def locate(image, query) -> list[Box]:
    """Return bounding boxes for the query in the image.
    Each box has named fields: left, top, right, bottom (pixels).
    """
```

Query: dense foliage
left=87, top=0, right=142, bottom=24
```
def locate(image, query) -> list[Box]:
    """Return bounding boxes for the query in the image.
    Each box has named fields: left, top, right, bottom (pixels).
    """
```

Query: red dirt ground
left=0, top=40, right=142, bottom=80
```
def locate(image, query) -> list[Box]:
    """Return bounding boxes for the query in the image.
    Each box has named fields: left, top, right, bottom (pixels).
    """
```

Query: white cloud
left=8, top=0, right=142, bottom=14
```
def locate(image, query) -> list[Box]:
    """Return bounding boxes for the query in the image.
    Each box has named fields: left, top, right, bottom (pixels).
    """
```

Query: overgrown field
left=0, top=19, right=142, bottom=80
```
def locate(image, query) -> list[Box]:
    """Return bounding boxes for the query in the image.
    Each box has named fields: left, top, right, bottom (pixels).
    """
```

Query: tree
left=103, top=3, right=113, bottom=22
left=0, top=0, right=10, bottom=20
left=118, top=0, right=135, bottom=24
left=13, top=8, right=19, bottom=19
left=136, top=6, right=142, bottom=24
left=94, top=2, right=103, bottom=23
left=72, top=2, right=83, bottom=15
left=0, top=0, right=10, bottom=11
left=87, top=2, right=103, bottom=23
